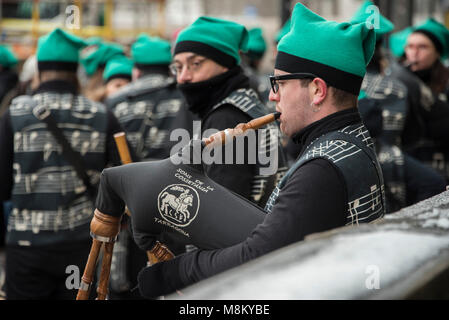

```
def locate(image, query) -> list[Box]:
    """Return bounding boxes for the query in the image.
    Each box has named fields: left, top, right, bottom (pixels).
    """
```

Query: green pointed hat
left=389, top=27, right=413, bottom=58
left=276, top=3, right=376, bottom=95
left=80, top=42, right=125, bottom=76
left=174, top=16, right=249, bottom=68
left=131, top=34, right=172, bottom=66
left=37, top=28, right=87, bottom=71
left=103, top=57, right=133, bottom=83
left=350, top=0, right=394, bottom=41
left=275, top=18, right=291, bottom=43
left=0, top=44, right=18, bottom=68
left=247, top=28, right=267, bottom=59
left=413, top=18, right=449, bottom=58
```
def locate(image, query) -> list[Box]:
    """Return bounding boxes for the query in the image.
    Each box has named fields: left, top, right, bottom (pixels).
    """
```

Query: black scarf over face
left=407, top=58, right=443, bottom=85
left=177, top=66, right=250, bottom=118
left=411, top=65, right=434, bottom=84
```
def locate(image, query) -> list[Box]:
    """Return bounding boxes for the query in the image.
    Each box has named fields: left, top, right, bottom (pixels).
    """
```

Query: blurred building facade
left=0, top=0, right=448, bottom=71
left=164, top=0, right=448, bottom=72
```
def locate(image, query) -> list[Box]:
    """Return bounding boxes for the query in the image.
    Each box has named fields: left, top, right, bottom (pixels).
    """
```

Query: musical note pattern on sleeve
left=7, top=195, right=93, bottom=234
left=7, top=91, right=109, bottom=243
left=265, top=123, right=385, bottom=223
left=109, top=74, right=187, bottom=161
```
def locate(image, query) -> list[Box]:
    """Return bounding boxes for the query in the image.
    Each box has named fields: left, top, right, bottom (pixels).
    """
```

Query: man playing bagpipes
left=390, top=18, right=449, bottom=182
left=136, top=3, right=386, bottom=297
left=75, top=3, right=386, bottom=300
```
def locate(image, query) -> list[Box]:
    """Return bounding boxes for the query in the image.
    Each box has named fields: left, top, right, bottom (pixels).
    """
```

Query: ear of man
left=308, top=78, right=328, bottom=106
left=305, top=77, right=357, bottom=110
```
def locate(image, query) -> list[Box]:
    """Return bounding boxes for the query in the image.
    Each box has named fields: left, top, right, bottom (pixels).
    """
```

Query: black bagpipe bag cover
left=95, top=140, right=266, bottom=251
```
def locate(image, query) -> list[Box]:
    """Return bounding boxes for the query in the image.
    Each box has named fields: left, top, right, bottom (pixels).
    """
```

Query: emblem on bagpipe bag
left=157, top=184, right=200, bottom=227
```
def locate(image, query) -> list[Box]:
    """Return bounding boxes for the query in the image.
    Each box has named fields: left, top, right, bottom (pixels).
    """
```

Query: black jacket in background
left=180, top=67, right=255, bottom=200
left=0, top=80, right=129, bottom=202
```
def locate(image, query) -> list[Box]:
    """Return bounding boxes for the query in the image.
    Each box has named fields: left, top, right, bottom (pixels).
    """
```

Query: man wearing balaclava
left=391, top=18, right=449, bottom=182
left=170, top=17, right=287, bottom=207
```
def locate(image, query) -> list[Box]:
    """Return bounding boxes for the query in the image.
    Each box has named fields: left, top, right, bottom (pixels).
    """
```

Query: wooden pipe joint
left=90, top=209, right=122, bottom=242
left=147, top=241, right=175, bottom=266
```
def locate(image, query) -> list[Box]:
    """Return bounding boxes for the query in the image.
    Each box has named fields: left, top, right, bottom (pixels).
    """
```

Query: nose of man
left=177, top=68, right=192, bottom=84
left=269, top=88, right=279, bottom=102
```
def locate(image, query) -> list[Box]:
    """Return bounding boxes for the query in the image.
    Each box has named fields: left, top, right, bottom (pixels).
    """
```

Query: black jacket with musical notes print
left=0, top=80, right=126, bottom=246
left=147, top=108, right=386, bottom=296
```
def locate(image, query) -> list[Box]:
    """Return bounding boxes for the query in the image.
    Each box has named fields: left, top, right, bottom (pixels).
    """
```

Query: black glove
left=137, top=256, right=184, bottom=299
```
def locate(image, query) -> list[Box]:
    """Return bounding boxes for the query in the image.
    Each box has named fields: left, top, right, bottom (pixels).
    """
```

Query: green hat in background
left=389, top=27, right=413, bottom=58
left=174, top=16, right=249, bottom=68
left=358, top=89, right=367, bottom=100
left=37, top=28, right=86, bottom=71
left=80, top=42, right=125, bottom=76
left=247, top=27, right=267, bottom=59
left=131, top=34, right=172, bottom=66
left=0, top=44, right=18, bottom=68
left=350, top=0, right=394, bottom=41
left=275, top=18, right=291, bottom=43
left=103, top=57, right=133, bottom=83
left=413, top=18, right=449, bottom=58
left=276, top=2, right=376, bottom=95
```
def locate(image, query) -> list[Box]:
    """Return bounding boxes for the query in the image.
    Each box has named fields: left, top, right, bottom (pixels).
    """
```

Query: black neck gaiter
left=408, top=60, right=440, bottom=85
left=412, top=66, right=433, bottom=84
left=177, top=66, right=250, bottom=118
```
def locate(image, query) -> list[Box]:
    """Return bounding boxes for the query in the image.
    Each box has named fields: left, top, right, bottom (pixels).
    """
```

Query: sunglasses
left=269, top=73, right=318, bottom=93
